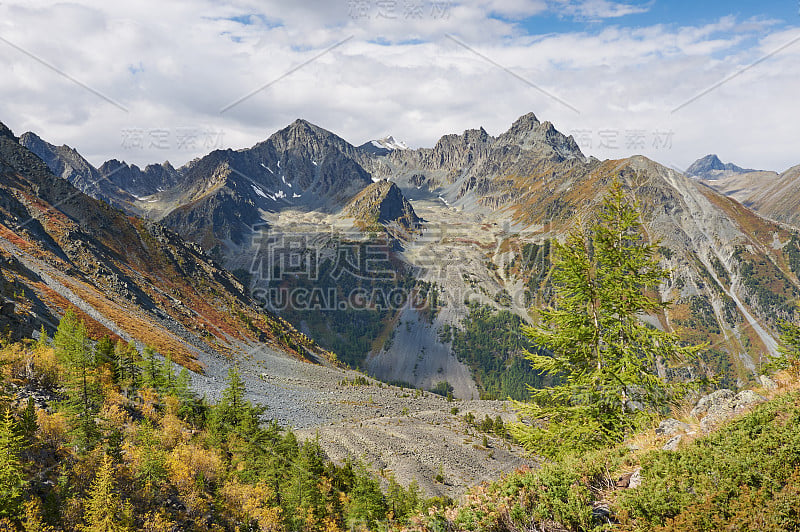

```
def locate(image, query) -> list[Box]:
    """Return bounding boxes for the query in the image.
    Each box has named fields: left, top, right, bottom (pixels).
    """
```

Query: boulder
left=616, top=468, right=642, bottom=489
left=731, top=390, right=767, bottom=414
left=655, top=418, right=691, bottom=437
left=691, top=389, right=767, bottom=432
left=690, top=389, right=735, bottom=418
left=758, top=375, right=778, bottom=391
left=629, top=469, right=642, bottom=489
left=662, top=434, right=682, bottom=451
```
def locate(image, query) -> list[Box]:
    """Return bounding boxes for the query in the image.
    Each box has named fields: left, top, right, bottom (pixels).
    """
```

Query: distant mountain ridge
left=685, top=155, right=800, bottom=228
left=362, top=112, right=589, bottom=212
left=686, top=154, right=757, bottom=180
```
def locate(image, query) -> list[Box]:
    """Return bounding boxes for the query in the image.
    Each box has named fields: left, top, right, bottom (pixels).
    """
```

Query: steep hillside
left=700, top=164, right=800, bottom=228
left=746, top=164, right=800, bottom=227
left=0, top=120, right=328, bottom=371
left=409, top=378, right=800, bottom=531
left=504, top=156, right=799, bottom=381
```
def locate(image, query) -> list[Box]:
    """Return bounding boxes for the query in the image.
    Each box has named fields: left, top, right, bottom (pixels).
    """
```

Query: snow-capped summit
left=372, top=135, right=409, bottom=151
left=358, top=135, right=409, bottom=155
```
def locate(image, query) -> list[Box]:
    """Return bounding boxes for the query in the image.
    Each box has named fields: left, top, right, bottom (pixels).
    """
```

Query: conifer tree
left=82, top=455, right=132, bottom=532
left=345, top=463, right=387, bottom=529
left=54, top=311, right=101, bottom=451
left=93, top=336, right=115, bottom=367
left=35, top=325, right=49, bottom=350
left=19, top=397, right=38, bottom=445
left=138, top=346, right=162, bottom=391
left=514, top=180, right=701, bottom=456
left=22, top=498, right=54, bottom=532
left=209, top=368, right=265, bottom=442
left=773, top=320, right=800, bottom=375
left=160, top=352, right=176, bottom=393
left=288, top=439, right=328, bottom=529
left=113, top=341, right=140, bottom=392
left=0, top=408, right=26, bottom=520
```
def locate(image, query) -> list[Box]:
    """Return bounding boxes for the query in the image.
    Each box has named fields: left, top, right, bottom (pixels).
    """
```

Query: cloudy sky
left=0, top=0, right=798, bottom=172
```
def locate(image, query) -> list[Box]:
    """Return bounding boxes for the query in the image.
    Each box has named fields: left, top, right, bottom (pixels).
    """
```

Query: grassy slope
left=407, top=376, right=800, bottom=531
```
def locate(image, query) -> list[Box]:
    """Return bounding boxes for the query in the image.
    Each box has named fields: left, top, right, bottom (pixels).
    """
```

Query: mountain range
left=13, top=114, right=800, bottom=399
left=1, top=120, right=330, bottom=374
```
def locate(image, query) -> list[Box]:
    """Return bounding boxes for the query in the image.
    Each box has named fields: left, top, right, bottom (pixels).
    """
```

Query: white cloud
left=0, top=1, right=797, bottom=174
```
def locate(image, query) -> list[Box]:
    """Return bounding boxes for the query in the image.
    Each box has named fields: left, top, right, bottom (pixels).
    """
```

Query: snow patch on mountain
left=371, top=136, right=409, bottom=151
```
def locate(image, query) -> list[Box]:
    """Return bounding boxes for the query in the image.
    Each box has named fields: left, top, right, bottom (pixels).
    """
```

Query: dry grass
left=58, top=275, right=202, bottom=372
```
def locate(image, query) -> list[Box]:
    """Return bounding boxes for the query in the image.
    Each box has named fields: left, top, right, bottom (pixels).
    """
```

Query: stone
left=662, top=434, right=682, bottom=451
left=628, top=469, right=642, bottom=489
left=731, top=390, right=767, bottom=414
left=616, top=471, right=634, bottom=488
left=758, top=374, right=778, bottom=391
left=616, top=468, right=642, bottom=489
left=656, top=418, right=691, bottom=437
left=690, top=389, right=735, bottom=418
left=692, top=389, right=767, bottom=432
left=591, top=500, right=612, bottom=521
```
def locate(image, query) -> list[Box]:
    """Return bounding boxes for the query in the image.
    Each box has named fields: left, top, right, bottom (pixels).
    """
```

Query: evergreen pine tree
left=0, top=408, right=26, bottom=520
left=345, top=463, right=387, bottom=529
left=514, top=180, right=702, bottom=456
left=208, top=368, right=265, bottom=441
left=93, top=337, right=114, bottom=367
left=35, top=325, right=49, bottom=350
left=288, top=439, right=328, bottom=529
left=160, top=352, right=176, bottom=394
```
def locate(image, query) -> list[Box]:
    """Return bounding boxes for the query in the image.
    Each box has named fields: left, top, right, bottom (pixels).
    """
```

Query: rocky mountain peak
left=507, top=112, right=540, bottom=134
left=434, top=126, right=493, bottom=152
left=345, top=179, right=420, bottom=231
left=359, top=135, right=410, bottom=155
left=19, top=130, right=42, bottom=145
left=20, top=131, right=84, bottom=162
left=686, top=154, right=757, bottom=180
left=0, top=121, right=18, bottom=142
left=374, top=135, right=409, bottom=151
left=268, top=118, right=353, bottom=155
left=463, top=127, right=491, bottom=145
left=289, top=118, right=314, bottom=133
left=696, top=154, right=725, bottom=170
left=497, top=114, right=583, bottom=161
left=97, top=158, right=184, bottom=198
left=18, top=130, right=113, bottom=197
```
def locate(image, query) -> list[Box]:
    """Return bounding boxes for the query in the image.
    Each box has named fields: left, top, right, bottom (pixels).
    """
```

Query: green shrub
left=617, top=393, right=800, bottom=530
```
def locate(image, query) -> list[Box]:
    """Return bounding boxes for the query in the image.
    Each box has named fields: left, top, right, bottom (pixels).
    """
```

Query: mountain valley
left=6, top=112, right=800, bottom=499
